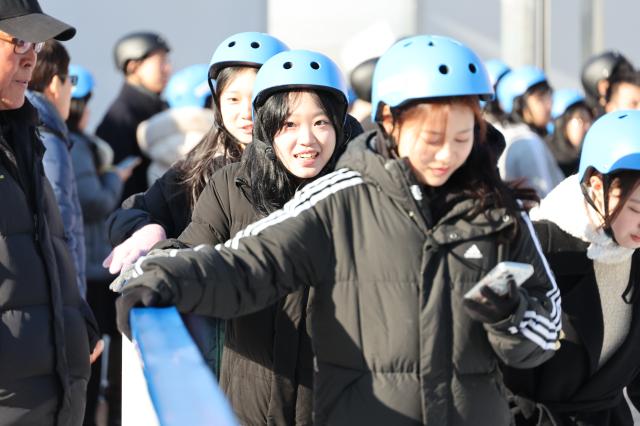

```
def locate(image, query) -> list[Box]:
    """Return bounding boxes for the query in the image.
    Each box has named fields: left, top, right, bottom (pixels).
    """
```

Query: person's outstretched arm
left=115, top=169, right=364, bottom=337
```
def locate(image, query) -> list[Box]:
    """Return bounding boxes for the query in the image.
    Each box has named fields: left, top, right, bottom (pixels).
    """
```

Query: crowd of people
left=2, top=1, right=640, bottom=425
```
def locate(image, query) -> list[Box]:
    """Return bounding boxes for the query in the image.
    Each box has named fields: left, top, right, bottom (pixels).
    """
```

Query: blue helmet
left=208, top=32, right=289, bottom=95
left=69, top=64, right=94, bottom=99
left=371, top=35, right=493, bottom=122
left=551, top=89, right=585, bottom=120
left=252, top=50, right=348, bottom=121
left=578, top=110, right=640, bottom=181
left=164, top=64, right=211, bottom=108
left=484, top=59, right=511, bottom=87
left=496, top=66, right=547, bottom=114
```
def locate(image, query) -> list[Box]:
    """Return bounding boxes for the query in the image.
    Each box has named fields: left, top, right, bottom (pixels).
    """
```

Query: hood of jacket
left=137, top=106, right=215, bottom=165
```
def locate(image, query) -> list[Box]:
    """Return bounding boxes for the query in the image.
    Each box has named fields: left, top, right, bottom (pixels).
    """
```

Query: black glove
left=463, top=279, right=520, bottom=324
left=116, top=286, right=165, bottom=340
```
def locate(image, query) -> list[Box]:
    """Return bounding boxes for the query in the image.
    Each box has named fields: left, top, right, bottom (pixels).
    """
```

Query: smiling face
left=382, top=101, right=475, bottom=186
left=0, top=31, right=37, bottom=110
left=218, top=67, right=257, bottom=145
left=272, top=91, right=337, bottom=179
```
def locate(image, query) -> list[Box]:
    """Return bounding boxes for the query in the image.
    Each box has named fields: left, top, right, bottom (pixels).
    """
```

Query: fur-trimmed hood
left=529, top=174, right=635, bottom=264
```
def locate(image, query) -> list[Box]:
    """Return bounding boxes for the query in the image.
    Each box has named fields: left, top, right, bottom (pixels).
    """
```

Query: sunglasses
left=58, top=74, right=79, bottom=86
left=0, top=33, right=44, bottom=55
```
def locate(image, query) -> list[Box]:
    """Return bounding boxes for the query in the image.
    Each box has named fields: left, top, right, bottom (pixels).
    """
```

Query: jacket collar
left=120, top=82, right=167, bottom=116
left=530, top=174, right=635, bottom=264
left=25, top=90, right=71, bottom=148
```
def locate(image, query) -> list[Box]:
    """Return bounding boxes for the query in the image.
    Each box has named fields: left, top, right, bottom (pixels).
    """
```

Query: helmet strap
left=581, top=174, right=618, bottom=241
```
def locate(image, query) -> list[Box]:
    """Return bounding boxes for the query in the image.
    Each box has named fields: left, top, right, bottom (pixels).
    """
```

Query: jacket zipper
left=33, top=213, right=39, bottom=241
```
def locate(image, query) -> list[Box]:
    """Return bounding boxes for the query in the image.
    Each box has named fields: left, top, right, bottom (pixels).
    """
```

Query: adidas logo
left=463, top=244, right=483, bottom=259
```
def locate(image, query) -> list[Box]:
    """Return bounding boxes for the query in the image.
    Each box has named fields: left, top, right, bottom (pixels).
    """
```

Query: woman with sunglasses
left=115, top=35, right=560, bottom=425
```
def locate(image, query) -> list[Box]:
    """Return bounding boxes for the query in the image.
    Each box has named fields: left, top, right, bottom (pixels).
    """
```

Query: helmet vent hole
left=468, top=63, right=477, bottom=73
left=403, top=42, right=412, bottom=48
left=283, top=62, right=293, bottom=70
left=310, top=61, right=320, bottom=70
left=428, top=41, right=434, bottom=46
left=228, top=41, right=236, bottom=47
left=619, top=114, right=628, bottom=119
left=439, top=65, right=449, bottom=75
left=251, top=41, right=260, bottom=49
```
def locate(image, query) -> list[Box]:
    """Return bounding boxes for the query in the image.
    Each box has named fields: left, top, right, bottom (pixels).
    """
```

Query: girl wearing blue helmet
left=545, top=89, right=594, bottom=177
left=495, top=66, right=564, bottom=197
left=105, top=33, right=290, bottom=265
left=114, top=36, right=560, bottom=425
left=503, top=110, right=640, bottom=425
left=114, top=49, right=355, bottom=425
left=103, top=31, right=289, bottom=386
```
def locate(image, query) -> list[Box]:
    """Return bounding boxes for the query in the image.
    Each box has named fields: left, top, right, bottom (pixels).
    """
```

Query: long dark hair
left=546, top=102, right=592, bottom=176
left=242, top=89, right=345, bottom=216
left=176, top=66, right=251, bottom=208
left=66, top=94, right=91, bottom=133
left=379, top=96, right=537, bottom=232
left=507, top=81, right=552, bottom=137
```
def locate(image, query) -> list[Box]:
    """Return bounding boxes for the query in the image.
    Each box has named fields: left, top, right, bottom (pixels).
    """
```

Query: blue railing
left=126, top=307, right=237, bottom=426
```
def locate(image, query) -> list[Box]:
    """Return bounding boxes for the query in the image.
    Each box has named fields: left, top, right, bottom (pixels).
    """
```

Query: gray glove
left=109, top=248, right=174, bottom=293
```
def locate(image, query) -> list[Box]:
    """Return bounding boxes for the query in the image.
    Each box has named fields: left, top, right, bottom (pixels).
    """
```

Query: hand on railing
left=103, top=223, right=167, bottom=274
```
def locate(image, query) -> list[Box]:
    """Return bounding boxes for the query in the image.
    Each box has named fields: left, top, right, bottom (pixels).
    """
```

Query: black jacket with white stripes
left=124, top=131, right=561, bottom=426
left=157, top=162, right=315, bottom=426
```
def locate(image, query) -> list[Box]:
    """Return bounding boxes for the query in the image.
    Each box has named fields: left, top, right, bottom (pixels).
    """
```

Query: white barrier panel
left=122, top=334, right=160, bottom=425
left=122, top=307, right=237, bottom=426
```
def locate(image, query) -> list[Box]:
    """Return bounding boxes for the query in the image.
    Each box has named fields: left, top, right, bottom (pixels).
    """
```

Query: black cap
left=114, top=32, right=170, bottom=72
left=0, top=0, right=76, bottom=42
left=581, top=50, right=633, bottom=100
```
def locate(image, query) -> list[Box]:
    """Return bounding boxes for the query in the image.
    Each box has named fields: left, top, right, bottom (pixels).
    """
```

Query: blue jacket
left=27, top=91, right=87, bottom=298
left=70, top=131, right=123, bottom=282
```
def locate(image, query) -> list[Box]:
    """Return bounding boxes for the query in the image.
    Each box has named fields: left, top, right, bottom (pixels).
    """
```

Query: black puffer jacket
left=0, top=102, right=98, bottom=425
left=106, top=164, right=192, bottom=247
left=169, top=162, right=314, bottom=425
left=126, top=131, right=562, bottom=425
left=96, top=83, right=167, bottom=201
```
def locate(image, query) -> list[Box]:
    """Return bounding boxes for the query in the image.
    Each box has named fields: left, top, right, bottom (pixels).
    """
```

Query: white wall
left=417, top=0, right=640, bottom=91
left=268, top=0, right=417, bottom=74
left=39, top=0, right=640, bottom=131
left=38, top=0, right=266, bottom=131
